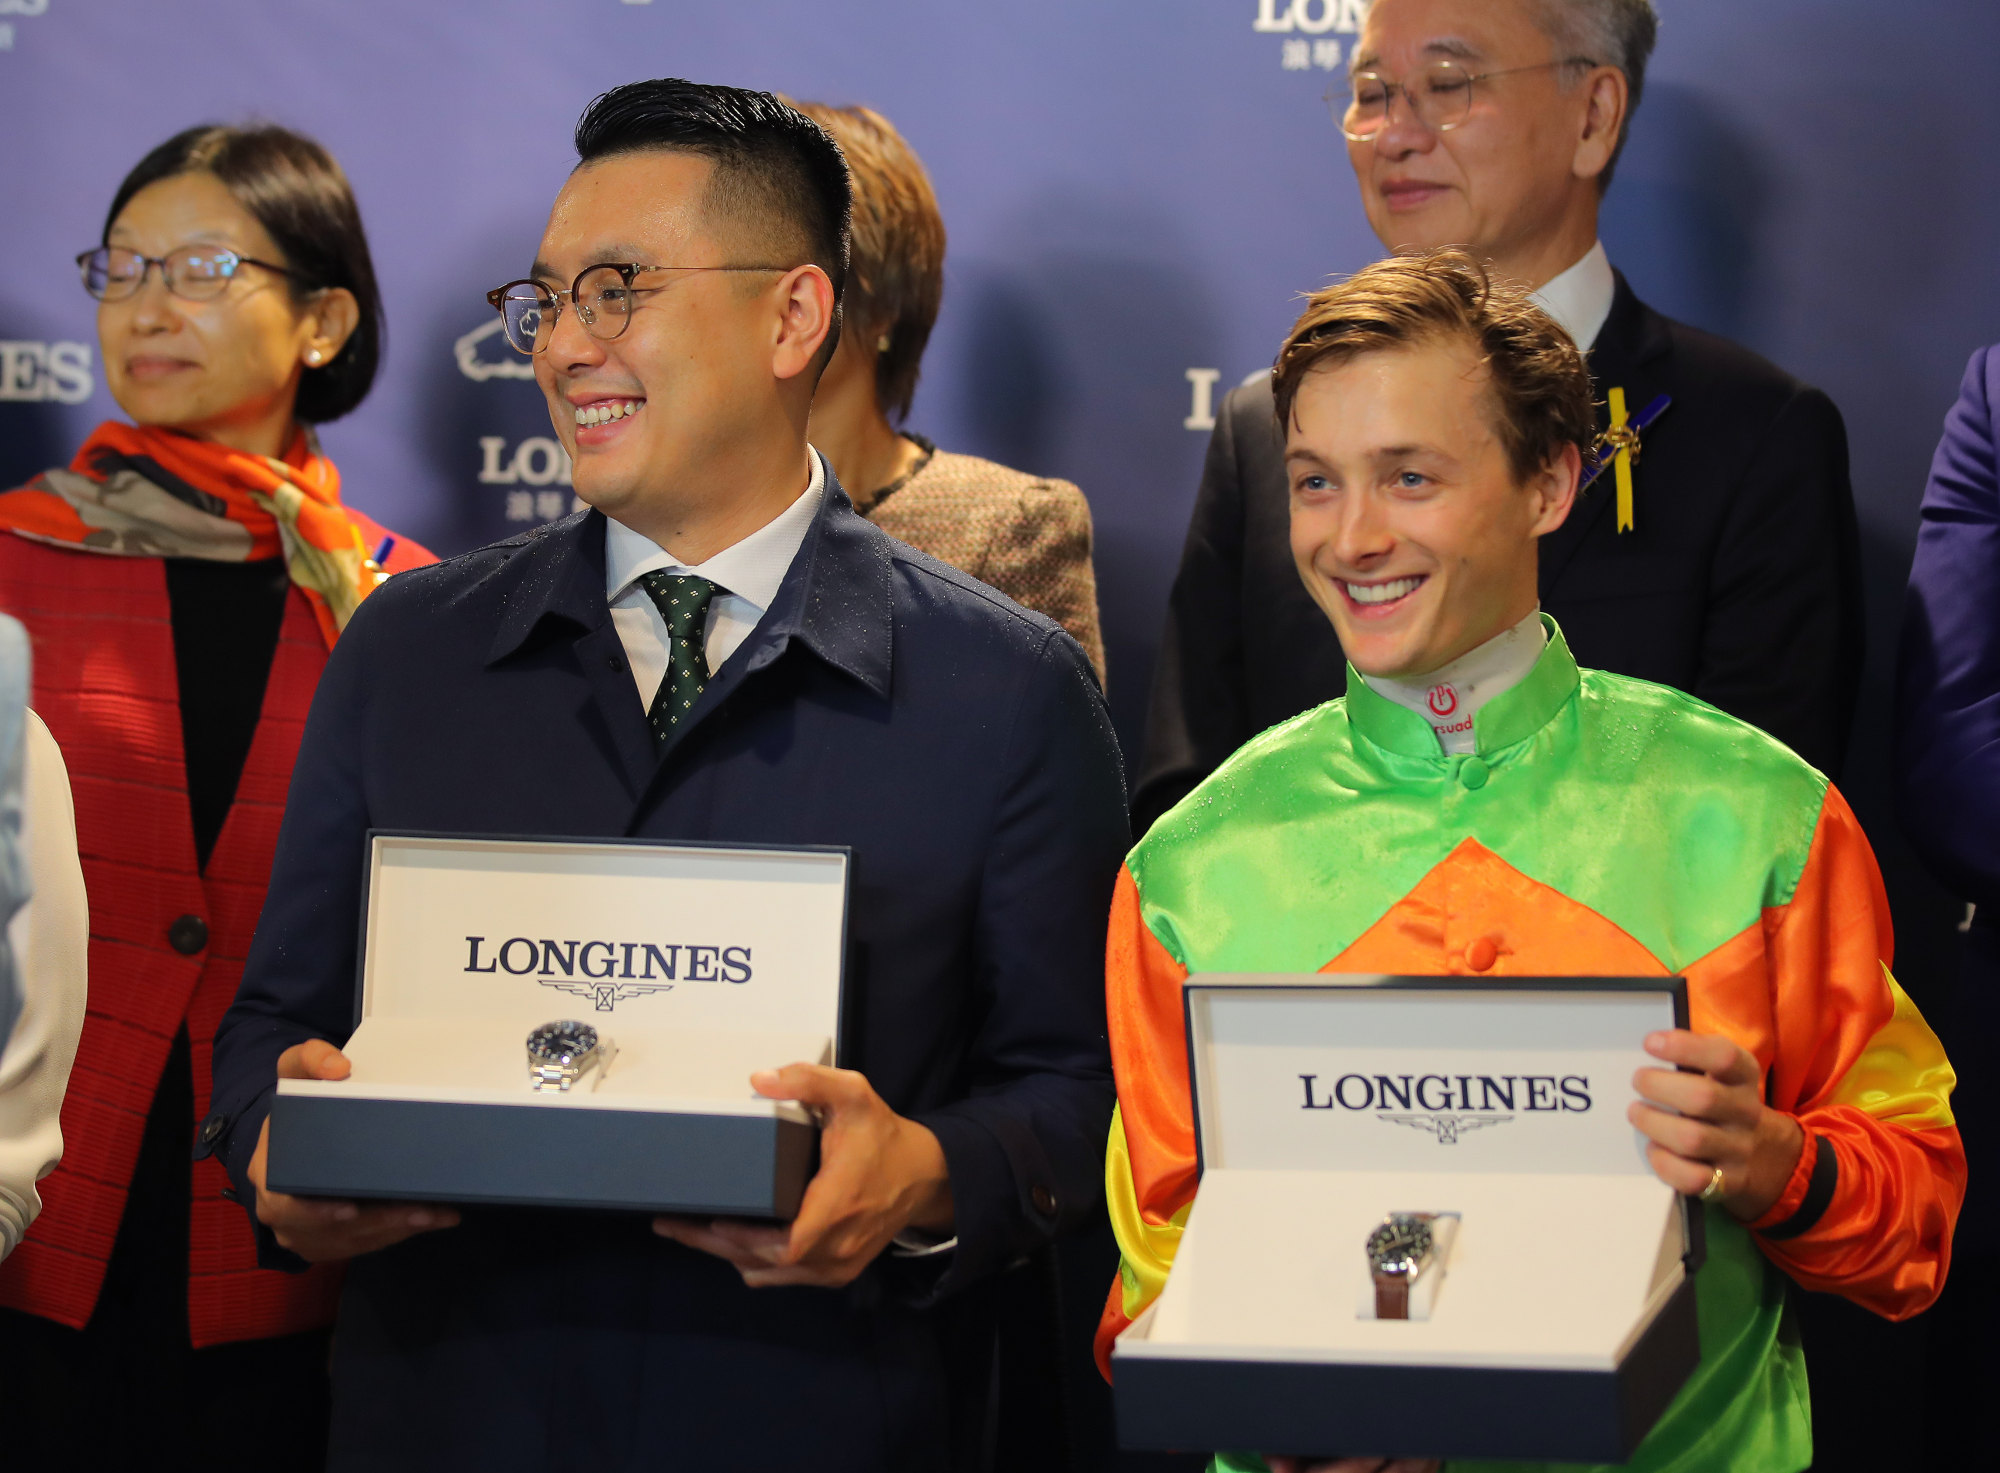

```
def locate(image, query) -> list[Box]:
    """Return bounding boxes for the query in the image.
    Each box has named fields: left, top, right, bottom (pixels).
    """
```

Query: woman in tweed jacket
left=792, top=100, right=1107, bottom=684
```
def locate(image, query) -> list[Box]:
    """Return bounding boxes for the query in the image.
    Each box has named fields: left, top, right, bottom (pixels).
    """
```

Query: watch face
left=527, top=1020, right=598, bottom=1065
left=1366, top=1213, right=1435, bottom=1276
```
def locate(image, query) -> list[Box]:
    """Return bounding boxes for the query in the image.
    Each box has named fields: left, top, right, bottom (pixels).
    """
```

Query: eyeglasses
left=485, top=261, right=791, bottom=356
left=1329, top=57, right=1598, bottom=142
left=77, top=244, right=311, bottom=303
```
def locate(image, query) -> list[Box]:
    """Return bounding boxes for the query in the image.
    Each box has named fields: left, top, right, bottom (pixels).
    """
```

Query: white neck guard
left=1360, top=611, right=1548, bottom=755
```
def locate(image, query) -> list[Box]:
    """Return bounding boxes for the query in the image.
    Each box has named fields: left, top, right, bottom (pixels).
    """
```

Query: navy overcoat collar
left=481, top=463, right=895, bottom=702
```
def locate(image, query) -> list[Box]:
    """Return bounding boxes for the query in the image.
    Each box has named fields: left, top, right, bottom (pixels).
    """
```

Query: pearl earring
left=876, top=334, right=891, bottom=353
left=306, top=350, right=322, bottom=366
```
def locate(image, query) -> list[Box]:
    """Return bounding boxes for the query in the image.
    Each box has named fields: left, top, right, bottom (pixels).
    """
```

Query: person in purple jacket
left=1894, top=341, right=2000, bottom=1466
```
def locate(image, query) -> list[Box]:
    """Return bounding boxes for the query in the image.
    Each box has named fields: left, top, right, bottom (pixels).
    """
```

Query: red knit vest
left=0, top=538, right=344, bottom=1346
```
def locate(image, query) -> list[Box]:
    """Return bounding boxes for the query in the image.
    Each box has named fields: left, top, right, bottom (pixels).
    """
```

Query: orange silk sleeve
left=1697, top=785, right=1965, bottom=1320
left=1094, top=864, right=1194, bottom=1380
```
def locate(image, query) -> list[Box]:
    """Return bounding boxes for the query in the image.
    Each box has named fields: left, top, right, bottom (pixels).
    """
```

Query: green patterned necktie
left=638, top=571, right=718, bottom=744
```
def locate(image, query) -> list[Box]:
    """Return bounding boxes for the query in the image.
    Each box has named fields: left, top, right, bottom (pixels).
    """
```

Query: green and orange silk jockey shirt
left=1097, top=621, right=1964, bottom=1473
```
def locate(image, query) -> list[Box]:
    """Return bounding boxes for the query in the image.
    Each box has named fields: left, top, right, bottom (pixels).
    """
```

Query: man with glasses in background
left=1136, top=0, right=1863, bottom=832
left=205, top=79, right=1127, bottom=1470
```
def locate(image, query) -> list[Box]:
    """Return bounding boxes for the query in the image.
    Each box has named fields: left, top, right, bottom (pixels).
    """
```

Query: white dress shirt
left=603, top=451, right=825, bottom=710
left=1530, top=239, right=1617, bottom=352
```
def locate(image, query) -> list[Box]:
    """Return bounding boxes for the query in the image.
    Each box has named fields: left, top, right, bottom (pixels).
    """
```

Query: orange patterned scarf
left=0, top=421, right=397, bottom=648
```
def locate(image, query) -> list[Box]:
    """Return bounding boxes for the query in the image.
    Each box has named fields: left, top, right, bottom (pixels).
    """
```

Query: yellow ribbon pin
left=1607, top=386, right=1636, bottom=533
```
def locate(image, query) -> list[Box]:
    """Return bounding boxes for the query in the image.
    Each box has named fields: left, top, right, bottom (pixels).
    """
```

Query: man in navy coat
left=204, top=80, right=1127, bottom=1471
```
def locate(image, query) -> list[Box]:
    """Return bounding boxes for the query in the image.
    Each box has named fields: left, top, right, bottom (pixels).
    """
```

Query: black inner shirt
left=165, top=556, right=292, bottom=867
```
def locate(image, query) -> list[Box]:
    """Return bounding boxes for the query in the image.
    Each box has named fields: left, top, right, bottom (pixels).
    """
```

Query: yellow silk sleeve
left=1106, top=1102, right=1190, bottom=1321
left=1827, top=966, right=1957, bottom=1130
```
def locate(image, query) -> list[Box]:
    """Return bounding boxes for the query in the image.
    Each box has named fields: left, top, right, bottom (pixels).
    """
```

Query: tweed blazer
left=859, top=439, right=1107, bottom=684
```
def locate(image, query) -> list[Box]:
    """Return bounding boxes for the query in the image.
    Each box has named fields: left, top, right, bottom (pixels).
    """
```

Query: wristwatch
left=526, top=1020, right=607, bottom=1091
left=1366, top=1211, right=1439, bottom=1320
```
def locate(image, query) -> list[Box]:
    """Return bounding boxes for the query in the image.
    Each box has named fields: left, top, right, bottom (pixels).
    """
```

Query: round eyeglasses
left=77, top=244, right=310, bottom=303
left=485, top=261, right=791, bottom=356
left=1329, top=57, right=1597, bottom=142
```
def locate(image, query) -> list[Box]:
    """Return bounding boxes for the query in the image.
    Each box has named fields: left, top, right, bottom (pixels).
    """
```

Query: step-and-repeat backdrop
left=3, top=0, right=1997, bottom=851
left=5, top=4, right=1998, bottom=1460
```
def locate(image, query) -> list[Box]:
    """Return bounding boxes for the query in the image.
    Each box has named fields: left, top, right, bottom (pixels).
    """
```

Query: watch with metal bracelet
left=526, top=1020, right=607, bottom=1091
left=1366, top=1211, right=1439, bottom=1320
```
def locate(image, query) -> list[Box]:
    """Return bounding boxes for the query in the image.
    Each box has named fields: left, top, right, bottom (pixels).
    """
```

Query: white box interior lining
left=277, top=1015, right=829, bottom=1123
left=1126, top=1169, right=1684, bottom=1371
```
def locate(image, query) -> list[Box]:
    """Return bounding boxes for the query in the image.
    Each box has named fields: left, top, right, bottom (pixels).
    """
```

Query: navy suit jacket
left=1898, top=344, right=2000, bottom=1259
left=204, top=472, right=1129, bottom=1471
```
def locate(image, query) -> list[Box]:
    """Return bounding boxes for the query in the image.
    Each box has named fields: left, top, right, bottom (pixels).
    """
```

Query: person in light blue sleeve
left=0, top=616, right=26, bottom=1051
left=0, top=615, right=89, bottom=1262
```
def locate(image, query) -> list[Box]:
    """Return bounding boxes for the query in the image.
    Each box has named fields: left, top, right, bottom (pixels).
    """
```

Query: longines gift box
left=1112, top=975, right=1702, bottom=1464
left=266, top=833, right=848, bottom=1218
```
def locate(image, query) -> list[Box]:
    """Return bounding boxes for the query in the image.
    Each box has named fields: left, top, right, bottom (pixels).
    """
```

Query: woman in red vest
left=0, top=124, right=433, bottom=1465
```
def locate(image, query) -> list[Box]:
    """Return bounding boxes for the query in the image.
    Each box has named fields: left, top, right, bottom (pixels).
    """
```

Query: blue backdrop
left=5, top=0, right=1998, bottom=776
left=5, top=2, right=1998, bottom=1462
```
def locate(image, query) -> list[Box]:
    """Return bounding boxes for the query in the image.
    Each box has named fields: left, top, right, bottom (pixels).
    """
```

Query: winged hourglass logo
left=538, top=978, right=674, bottom=1013
left=1378, top=1112, right=1514, bottom=1145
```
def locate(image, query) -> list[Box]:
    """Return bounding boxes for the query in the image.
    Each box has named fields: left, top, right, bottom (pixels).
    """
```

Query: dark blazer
left=203, top=474, right=1129, bottom=1472
left=1133, top=271, right=1864, bottom=833
left=1897, top=344, right=2000, bottom=1260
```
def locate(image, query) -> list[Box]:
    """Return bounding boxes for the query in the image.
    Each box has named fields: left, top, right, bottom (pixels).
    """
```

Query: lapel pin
left=1582, top=391, right=1673, bottom=533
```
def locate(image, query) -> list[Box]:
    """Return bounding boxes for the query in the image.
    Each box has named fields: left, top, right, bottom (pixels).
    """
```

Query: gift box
left=266, top=832, right=848, bottom=1218
left=1112, top=975, right=1702, bottom=1463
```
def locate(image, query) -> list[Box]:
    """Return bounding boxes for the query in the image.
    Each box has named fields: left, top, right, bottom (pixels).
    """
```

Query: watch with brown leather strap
left=1366, top=1211, right=1439, bottom=1320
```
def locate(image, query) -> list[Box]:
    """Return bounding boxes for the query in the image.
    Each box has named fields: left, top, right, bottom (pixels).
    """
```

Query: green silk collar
left=1344, top=614, right=1581, bottom=760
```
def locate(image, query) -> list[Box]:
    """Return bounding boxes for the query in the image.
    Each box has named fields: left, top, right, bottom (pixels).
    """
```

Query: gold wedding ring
left=1699, top=1164, right=1726, bottom=1203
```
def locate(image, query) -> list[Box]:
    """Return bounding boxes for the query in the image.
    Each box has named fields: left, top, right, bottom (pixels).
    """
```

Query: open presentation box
left=1113, top=975, right=1702, bottom=1464
left=266, top=832, right=848, bottom=1218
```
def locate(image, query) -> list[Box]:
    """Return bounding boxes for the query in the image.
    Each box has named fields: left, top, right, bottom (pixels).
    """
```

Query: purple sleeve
left=1896, top=345, right=2000, bottom=904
